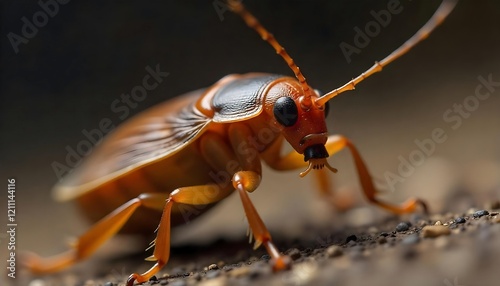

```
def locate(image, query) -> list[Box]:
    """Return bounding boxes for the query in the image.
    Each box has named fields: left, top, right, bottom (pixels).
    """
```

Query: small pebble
left=207, top=264, right=219, bottom=271
left=379, top=232, right=390, bottom=237
left=286, top=248, right=302, bottom=260
left=326, top=245, right=343, bottom=257
left=434, top=221, right=443, bottom=226
left=149, top=276, right=159, bottom=282
left=454, top=217, right=466, bottom=224
left=345, top=234, right=357, bottom=243
left=473, top=210, right=489, bottom=218
left=396, top=222, right=410, bottom=232
left=421, top=225, right=451, bottom=238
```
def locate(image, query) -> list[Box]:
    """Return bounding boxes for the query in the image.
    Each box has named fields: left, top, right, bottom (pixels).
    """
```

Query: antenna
left=315, top=0, right=458, bottom=106
left=227, top=0, right=314, bottom=107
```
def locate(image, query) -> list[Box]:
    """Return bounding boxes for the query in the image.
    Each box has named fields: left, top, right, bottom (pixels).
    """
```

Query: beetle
left=23, top=0, right=458, bottom=285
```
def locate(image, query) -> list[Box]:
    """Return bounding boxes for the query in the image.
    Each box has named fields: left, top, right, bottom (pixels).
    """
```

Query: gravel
left=421, top=225, right=451, bottom=238
left=396, top=222, right=410, bottom=232
left=25, top=203, right=500, bottom=286
left=473, top=210, right=490, bottom=218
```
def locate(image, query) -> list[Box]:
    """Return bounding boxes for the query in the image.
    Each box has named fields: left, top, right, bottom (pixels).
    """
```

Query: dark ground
left=1, top=1, right=500, bottom=286
left=21, top=201, right=500, bottom=286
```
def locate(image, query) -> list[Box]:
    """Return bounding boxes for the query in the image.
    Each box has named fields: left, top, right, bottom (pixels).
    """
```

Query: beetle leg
left=226, top=124, right=291, bottom=271
left=262, top=137, right=354, bottom=211
left=22, top=193, right=168, bottom=274
left=261, top=136, right=307, bottom=170
left=198, top=126, right=291, bottom=271
left=313, top=168, right=356, bottom=212
left=126, top=184, right=233, bottom=285
left=322, top=135, right=428, bottom=214
left=233, top=171, right=292, bottom=271
left=262, top=135, right=426, bottom=214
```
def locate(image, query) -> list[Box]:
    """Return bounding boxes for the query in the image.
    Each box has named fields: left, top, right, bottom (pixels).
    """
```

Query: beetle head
left=264, top=80, right=337, bottom=177
left=231, top=0, right=458, bottom=176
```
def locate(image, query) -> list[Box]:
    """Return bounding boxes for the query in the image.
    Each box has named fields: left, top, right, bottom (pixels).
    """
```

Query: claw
left=126, top=274, right=138, bottom=286
left=253, top=239, right=263, bottom=250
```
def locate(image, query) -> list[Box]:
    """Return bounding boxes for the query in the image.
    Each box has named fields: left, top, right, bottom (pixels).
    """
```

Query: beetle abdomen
left=212, top=74, right=283, bottom=122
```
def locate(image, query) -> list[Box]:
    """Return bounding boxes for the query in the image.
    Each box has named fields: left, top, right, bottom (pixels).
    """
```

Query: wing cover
left=54, top=91, right=211, bottom=201
left=212, top=74, right=282, bottom=122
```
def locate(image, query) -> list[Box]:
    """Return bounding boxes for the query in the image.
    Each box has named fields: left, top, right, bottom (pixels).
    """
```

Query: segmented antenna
left=227, top=0, right=314, bottom=107
left=315, top=0, right=458, bottom=106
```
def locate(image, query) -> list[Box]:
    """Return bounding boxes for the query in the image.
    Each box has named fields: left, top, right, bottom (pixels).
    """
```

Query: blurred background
left=1, top=0, right=499, bottom=285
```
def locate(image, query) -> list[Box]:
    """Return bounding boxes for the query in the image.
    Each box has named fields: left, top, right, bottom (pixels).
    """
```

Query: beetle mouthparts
left=299, top=158, right=338, bottom=178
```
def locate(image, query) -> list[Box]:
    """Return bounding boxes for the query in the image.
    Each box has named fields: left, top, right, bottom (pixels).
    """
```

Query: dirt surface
left=22, top=197, right=500, bottom=286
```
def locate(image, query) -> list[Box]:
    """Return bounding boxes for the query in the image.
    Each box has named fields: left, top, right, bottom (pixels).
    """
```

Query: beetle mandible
left=23, top=1, right=458, bottom=285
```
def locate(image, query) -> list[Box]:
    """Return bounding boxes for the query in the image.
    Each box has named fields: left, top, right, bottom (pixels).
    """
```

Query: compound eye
left=273, top=97, right=298, bottom=127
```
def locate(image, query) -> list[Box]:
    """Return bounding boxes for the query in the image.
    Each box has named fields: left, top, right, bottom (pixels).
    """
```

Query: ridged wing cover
left=212, top=74, right=282, bottom=122
left=54, top=90, right=211, bottom=201
left=54, top=74, right=284, bottom=201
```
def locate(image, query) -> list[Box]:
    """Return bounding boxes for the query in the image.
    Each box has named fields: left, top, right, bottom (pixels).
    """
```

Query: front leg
left=261, top=136, right=353, bottom=211
left=323, top=135, right=427, bottom=214
left=262, top=134, right=427, bottom=214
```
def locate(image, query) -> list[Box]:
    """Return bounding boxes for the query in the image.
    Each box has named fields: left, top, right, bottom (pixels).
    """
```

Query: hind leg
left=23, top=193, right=168, bottom=274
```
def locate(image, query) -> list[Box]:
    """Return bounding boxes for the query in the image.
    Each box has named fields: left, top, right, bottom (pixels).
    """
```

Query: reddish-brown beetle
left=23, top=1, right=458, bottom=285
